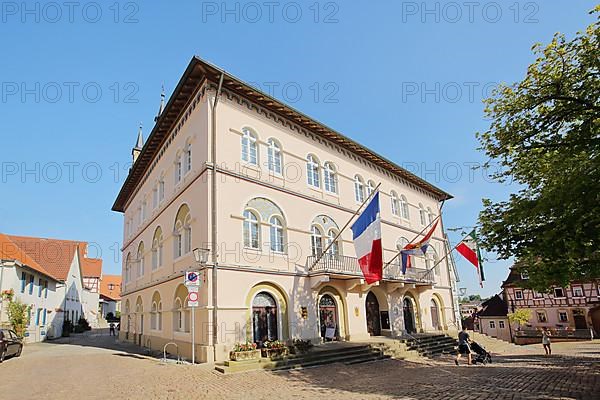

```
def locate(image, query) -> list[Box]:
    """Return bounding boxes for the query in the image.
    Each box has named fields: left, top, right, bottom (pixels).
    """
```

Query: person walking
left=455, top=326, right=472, bottom=365
left=542, top=327, right=552, bottom=355
left=109, top=322, right=116, bottom=337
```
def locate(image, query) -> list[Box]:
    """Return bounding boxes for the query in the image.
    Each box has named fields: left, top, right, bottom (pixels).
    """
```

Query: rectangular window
left=38, top=278, right=43, bottom=297
left=499, top=321, right=505, bottom=329
left=554, top=288, right=565, bottom=298
left=489, top=321, right=495, bottom=329
left=533, top=291, right=544, bottom=298
left=572, top=286, right=584, bottom=297
left=28, top=274, right=34, bottom=295
left=21, top=272, right=26, bottom=293
left=520, top=271, right=529, bottom=280
left=36, top=308, right=41, bottom=326
left=558, top=311, right=568, bottom=322
left=44, top=280, right=48, bottom=298
left=42, top=308, right=47, bottom=325
left=515, top=290, right=523, bottom=300
left=537, top=311, right=547, bottom=323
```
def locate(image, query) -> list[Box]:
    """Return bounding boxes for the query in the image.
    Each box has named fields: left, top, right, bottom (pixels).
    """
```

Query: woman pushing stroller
left=455, top=327, right=472, bottom=365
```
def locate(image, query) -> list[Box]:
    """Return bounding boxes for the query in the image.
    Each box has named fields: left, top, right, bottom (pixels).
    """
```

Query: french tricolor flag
left=351, top=192, right=383, bottom=284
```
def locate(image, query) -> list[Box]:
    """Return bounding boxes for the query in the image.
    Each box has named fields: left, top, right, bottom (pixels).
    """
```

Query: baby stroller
left=470, top=341, right=492, bottom=365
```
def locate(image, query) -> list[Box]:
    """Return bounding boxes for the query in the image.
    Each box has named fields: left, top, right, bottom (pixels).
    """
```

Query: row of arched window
left=126, top=139, right=193, bottom=240
left=240, top=127, right=436, bottom=226
left=123, top=285, right=191, bottom=333
left=241, top=198, right=439, bottom=271
left=124, top=204, right=191, bottom=283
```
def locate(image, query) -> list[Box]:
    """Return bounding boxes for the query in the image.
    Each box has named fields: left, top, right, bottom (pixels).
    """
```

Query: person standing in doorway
left=455, top=327, right=472, bottom=366
left=542, top=327, right=552, bottom=355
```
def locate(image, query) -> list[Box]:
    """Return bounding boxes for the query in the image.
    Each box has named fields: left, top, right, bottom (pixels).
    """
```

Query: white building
left=0, top=233, right=102, bottom=341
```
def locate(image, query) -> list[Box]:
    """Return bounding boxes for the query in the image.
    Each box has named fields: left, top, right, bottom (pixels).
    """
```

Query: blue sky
left=0, top=1, right=596, bottom=297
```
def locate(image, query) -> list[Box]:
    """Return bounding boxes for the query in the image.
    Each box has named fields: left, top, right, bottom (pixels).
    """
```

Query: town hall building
left=112, top=57, right=461, bottom=363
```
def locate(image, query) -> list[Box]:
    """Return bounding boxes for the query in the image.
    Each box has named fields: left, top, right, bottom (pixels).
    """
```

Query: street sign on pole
left=187, top=288, right=199, bottom=307
left=185, top=271, right=201, bottom=287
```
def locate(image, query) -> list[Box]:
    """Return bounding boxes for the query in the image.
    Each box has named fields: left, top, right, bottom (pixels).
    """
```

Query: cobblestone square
left=1, top=331, right=598, bottom=400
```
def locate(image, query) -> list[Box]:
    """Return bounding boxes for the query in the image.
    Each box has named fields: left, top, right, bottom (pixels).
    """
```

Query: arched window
left=367, top=180, right=376, bottom=197
left=354, top=175, right=365, bottom=203
left=306, top=154, right=320, bottom=188
left=125, top=253, right=132, bottom=283
left=390, top=191, right=400, bottom=216
left=323, top=162, right=337, bottom=194
left=174, top=204, right=192, bottom=258
left=151, top=291, right=162, bottom=331
left=184, top=141, right=192, bottom=174
left=137, top=242, right=145, bottom=278
left=173, top=285, right=191, bottom=333
left=311, top=225, right=323, bottom=256
left=419, top=204, right=427, bottom=226
left=175, top=152, right=182, bottom=183
left=141, top=200, right=146, bottom=223
left=243, top=210, right=260, bottom=249
left=267, top=138, right=282, bottom=175
left=152, top=226, right=163, bottom=270
left=269, top=216, right=284, bottom=253
left=158, top=174, right=165, bottom=203
left=241, top=128, right=258, bottom=165
left=427, top=207, right=435, bottom=225
left=397, top=237, right=414, bottom=271
left=400, top=195, right=410, bottom=220
left=327, top=229, right=340, bottom=257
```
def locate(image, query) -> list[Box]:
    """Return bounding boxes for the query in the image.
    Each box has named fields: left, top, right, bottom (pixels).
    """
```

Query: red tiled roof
left=0, top=233, right=58, bottom=280
left=82, top=258, right=102, bottom=278
left=100, top=275, right=122, bottom=300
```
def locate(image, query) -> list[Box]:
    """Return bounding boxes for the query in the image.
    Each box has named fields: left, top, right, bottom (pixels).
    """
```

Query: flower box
left=229, top=349, right=261, bottom=361
left=261, top=347, right=288, bottom=359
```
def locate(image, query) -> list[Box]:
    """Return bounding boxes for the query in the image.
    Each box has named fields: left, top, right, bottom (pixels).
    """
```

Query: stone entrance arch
left=317, top=286, right=347, bottom=341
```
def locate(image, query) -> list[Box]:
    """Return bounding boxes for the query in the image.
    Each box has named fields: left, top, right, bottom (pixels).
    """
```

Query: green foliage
left=7, top=299, right=30, bottom=338
left=508, top=309, right=532, bottom=328
left=477, top=7, right=600, bottom=290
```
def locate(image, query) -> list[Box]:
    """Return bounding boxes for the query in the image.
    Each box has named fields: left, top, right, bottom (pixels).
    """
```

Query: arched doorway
left=252, top=292, right=278, bottom=346
left=430, top=299, right=441, bottom=330
left=319, top=294, right=339, bottom=341
left=590, top=306, right=600, bottom=336
left=403, top=297, right=416, bottom=334
left=365, top=292, right=381, bottom=336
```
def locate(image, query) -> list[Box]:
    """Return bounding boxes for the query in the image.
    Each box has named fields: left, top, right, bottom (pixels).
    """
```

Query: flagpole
left=383, top=215, right=441, bottom=270
left=308, top=182, right=382, bottom=271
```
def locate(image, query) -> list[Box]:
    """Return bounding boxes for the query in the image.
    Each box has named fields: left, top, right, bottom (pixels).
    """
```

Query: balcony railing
left=307, top=254, right=435, bottom=284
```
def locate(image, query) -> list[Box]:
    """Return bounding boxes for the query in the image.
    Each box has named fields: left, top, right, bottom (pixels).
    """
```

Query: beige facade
left=114, top=58, right=460, bottom=363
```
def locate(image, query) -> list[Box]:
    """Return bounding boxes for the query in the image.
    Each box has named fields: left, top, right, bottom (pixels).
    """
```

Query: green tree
left=508, top=309, right=532, bottom=331
left=7, top=299, right=30, bottom=338
left=477, top=7, right=600, bottom=291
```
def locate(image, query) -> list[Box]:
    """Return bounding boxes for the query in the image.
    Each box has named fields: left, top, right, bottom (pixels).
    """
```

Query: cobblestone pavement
left=1, top=330, right=598, bottom=400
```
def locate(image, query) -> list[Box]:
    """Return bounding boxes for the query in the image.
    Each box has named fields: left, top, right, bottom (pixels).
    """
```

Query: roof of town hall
left=1, top=234, right=102, bottom=282
left=100, top=274, right=122, bottom=301
left=112, top=56, right=453, bottom=212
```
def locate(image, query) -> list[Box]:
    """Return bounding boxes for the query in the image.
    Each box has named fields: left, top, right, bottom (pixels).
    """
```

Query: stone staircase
left=215, top=342, right=390, bottom=374
left=399, top=333, right=458, bottom=358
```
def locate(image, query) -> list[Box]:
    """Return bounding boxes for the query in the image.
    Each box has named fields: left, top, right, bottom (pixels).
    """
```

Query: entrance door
left=319, top=294, right=338, bottom=341
left=365, top=292, right=381, bottom=336
left=252, top=292, right=278, bottom=346
left=403, top=298, right=416, bottom=334
left=430, top=299, right=440, bottom=330
left=573, top=310, right=587, bottom=330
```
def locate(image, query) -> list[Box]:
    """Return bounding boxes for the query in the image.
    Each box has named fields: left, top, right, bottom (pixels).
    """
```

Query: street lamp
left=193, top=247, right=210, bottom=267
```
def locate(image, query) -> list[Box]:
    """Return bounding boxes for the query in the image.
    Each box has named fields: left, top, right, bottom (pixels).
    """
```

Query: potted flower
left=1, top=289, right=14, bottom=302
left=261, top=340, right=288, bottom=359
left=229, top=341, right=260, bottom=361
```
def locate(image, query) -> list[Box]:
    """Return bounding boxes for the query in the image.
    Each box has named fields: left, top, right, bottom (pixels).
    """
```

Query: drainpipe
left=211, top=73, right=225, bottom=362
